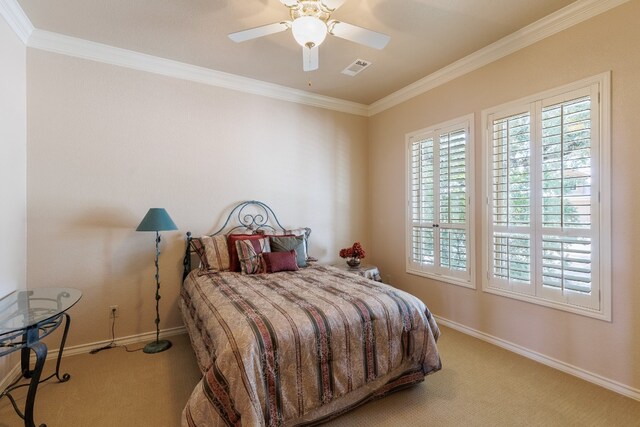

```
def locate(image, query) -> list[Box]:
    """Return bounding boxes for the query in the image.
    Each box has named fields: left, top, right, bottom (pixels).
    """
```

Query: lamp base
left=143, top=339, right=172, bottom=354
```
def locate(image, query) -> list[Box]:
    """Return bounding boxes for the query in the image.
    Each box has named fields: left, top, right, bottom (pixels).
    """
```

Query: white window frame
left=406, top=114, right=475, bottom=289
left=481, top=72, right=611, bottom=321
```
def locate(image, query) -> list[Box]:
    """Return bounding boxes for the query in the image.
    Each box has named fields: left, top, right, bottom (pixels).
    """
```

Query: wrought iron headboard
left=182, top=200, right=290, bottom=280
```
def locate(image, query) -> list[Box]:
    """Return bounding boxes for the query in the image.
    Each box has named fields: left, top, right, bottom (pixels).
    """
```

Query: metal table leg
left=53, top=313, right=71, bottom=383
left=24, top=341, right=48, bottom=427
left=6, top=315, right=71, bottom=427
left=40, top=313, right=72, bottom=383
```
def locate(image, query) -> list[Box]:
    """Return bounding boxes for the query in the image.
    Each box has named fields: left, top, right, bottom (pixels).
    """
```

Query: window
left=482, top=73, right=611, bottom=320
left=406, top=115, right=474, bottom=288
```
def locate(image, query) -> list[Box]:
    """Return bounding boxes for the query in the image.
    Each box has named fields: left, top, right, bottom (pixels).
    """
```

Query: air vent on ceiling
left=341, top=59, right=371, bottom=76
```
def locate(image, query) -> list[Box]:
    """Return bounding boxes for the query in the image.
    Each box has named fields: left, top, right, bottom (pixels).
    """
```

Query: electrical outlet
left=109, top=305, right=119, bottom=318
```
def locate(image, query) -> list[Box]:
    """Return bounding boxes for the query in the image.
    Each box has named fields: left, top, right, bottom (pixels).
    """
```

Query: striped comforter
left=180, top=265, right=441, bottom=426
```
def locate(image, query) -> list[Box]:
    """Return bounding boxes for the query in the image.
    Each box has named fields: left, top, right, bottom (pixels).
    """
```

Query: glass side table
left=0, top=287, right=82, bottom=427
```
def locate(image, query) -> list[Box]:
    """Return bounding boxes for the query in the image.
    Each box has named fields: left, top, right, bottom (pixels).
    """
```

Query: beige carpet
left=1, top=326, right=639, bottom=427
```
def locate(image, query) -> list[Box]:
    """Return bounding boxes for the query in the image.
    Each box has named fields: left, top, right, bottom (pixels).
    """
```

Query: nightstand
left=333, top=263, right=382, bottom=282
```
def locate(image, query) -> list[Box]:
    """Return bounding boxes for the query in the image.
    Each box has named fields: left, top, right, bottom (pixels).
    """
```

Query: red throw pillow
left=261, top=250, right=299, bottom=273
left=227, top=234, right=265, bottom=272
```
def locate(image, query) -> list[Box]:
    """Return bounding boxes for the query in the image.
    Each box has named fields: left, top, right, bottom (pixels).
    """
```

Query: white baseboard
left=0, top=360, right=22, bottom=392
left=48, top=325, right=187, bottom=359
left=0, top=326, right=187, bottom=391
left=434, top=315, right=640, bottom=402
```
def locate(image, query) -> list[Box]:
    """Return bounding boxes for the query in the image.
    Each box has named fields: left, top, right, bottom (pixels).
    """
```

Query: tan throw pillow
left=190, top=235, right=230, bottom=272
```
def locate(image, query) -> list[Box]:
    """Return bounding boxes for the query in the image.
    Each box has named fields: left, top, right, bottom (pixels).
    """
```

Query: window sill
left=406, top=268, right=475, bottom=289
left=482, top=286, right=611, bottom=322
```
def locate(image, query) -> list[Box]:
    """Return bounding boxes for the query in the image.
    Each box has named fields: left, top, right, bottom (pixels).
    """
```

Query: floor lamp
left=136, top=208, right=178, bottom=354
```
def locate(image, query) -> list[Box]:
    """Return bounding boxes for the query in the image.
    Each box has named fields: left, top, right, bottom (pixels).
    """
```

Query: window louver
left=411, top=226, right=434, bottom=266
left=493, top=232, right=531, bottom=283
left=441, top=228, right=467, bottom=272
left=440, top=130, right=467, bottom=224
left=541, top=96, right=592, bottom=229
left=492, top=113, right=531, bottom=227
left=540, top=96, right=593, bottom=297
left=542, top=235, right=591, bottom=294
left=490, top=111, right=532, bottom=287
left=410, top=137, right=434, bottom=266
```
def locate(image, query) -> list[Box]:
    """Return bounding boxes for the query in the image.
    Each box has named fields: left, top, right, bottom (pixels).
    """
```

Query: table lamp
left=136, top=208, right=178, bottom=353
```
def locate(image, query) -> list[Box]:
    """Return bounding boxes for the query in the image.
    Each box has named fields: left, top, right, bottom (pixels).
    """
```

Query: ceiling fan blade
left=228, top=22, right=290, bottom=43
left=328, top=20, right=390, bottom=49
left=302, top=45, right=319, bottom=72
left=321, top=0, right=346, bottom=11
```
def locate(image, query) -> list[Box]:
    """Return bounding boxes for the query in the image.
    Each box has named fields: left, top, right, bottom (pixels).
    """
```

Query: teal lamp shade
left=136, top=208, right=178, bottom=232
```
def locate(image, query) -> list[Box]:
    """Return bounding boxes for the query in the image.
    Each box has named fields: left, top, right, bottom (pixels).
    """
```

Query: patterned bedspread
left=180, top=264, right=441, bottom=426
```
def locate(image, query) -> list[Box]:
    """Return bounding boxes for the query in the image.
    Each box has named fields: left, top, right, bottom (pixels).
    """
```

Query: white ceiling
left=16, top=0, right=577, bottom=105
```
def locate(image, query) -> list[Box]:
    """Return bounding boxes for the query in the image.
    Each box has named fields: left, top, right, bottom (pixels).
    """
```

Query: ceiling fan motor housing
left=289, top=1, right=333, bottom=22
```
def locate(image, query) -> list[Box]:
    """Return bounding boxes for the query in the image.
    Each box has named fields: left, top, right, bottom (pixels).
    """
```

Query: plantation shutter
left=410, top=136, right=435, bottom=268
left=485, top=82, right=602, bottom=312
left=489, top=108, right=535, bottom=295
left=408, top=118, right=471, bottom=286
left=538, top=86, right=599, bottom=309
left=438, top=129, right=468, bottom=275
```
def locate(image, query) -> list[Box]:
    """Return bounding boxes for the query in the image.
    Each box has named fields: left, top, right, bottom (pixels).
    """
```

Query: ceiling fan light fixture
left=291, top=16, right=327, bottom=48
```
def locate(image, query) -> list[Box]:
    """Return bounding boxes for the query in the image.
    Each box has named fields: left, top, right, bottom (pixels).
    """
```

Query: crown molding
left=368, top=0, right=631, bottom=116
left=2, top=0, right=628, bottom=117
left=26, top=29, right=369, bottom=117
left=0, top=0, right=34, bottom=44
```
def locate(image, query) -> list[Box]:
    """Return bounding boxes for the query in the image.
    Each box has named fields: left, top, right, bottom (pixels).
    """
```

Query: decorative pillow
left=190, top=235, right=230, bottom=272
left=261, top=250, right=299, bottom=273
left=235, top=238, right=271, bottom=274
left=260, top=227, right=311, bottom=261
left=269, top=235, right=306, bottom=267
left=227, top=234, right=265, bottom=272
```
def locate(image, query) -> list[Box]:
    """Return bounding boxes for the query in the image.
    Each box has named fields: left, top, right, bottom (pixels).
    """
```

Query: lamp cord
left=90, top=231, right=163, bottom=355
left=89, top=310, right=143, bottom=354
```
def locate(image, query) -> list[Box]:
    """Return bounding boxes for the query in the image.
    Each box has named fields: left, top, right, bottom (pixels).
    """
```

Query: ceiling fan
left=228, top=0, right=390, bottom=72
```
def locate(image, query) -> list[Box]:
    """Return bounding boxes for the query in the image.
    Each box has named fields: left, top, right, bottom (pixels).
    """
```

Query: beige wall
left=26, top=49, right=369, bottom=347
left=0, top=17, right=26, bottom=298
left=0, top=15, right=27, bottom=381
left=368, top=1, right=640, bottom=391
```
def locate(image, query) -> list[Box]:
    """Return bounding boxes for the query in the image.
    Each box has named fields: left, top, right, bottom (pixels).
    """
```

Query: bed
left=179, top=201, right=441, bottom=426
